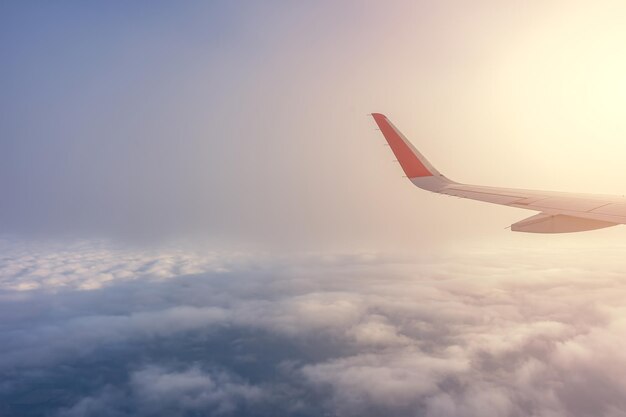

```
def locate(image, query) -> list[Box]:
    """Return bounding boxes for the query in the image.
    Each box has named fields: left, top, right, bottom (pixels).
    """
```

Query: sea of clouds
left=2, top=238, right=626, bottom=416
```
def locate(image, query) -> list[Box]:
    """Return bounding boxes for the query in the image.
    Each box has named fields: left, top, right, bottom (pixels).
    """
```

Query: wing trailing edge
left=511, top=213, right=618, bottom=233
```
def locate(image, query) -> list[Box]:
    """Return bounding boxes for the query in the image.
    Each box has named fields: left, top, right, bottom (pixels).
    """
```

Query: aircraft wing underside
left=371, top=113, right=626, bottom=233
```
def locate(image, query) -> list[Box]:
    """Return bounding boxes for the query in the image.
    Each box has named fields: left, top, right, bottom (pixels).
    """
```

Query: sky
left=3, top=0, right=626, bottom=249
left=3, top=1, right=626, bottom=416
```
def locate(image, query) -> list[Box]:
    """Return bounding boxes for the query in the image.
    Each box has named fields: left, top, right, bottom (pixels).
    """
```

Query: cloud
left=57, top=365, right=264, bottom=417
left=0, top=238, right=238, bottom=291
left=2, top=238, right=626, bottom=416
left=129, top=366, right=263, bottom=413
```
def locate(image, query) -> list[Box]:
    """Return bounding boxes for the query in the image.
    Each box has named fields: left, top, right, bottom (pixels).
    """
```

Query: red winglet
left=371, top=113, right=432, bottom=178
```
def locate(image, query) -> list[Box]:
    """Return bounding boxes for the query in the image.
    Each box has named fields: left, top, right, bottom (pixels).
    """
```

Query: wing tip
left=371, top=112, right=435, bottom=178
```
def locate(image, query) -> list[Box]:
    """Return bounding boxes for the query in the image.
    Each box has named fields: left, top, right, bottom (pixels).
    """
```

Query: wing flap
left=511, top=213, right=618, bottom=233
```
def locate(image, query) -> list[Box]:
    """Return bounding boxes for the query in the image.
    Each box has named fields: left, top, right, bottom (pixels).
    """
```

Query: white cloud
left=130, top=366, right=264, bottom=415
left=0, top=238, right=245, bottom=291
left=3, top=239, right=626, bottom=416
left=58, top=366, right=264, bottom=417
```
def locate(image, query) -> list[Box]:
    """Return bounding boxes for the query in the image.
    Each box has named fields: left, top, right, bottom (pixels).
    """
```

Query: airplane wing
left=371, top=113, right=626, bottom=233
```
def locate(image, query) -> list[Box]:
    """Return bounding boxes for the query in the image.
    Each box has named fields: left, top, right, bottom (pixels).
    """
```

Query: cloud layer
left=2, top=239, right=626, bottom=416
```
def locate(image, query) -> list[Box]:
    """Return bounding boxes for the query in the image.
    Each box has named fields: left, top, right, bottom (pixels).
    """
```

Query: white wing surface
left=372, top=113, right=625, bottom=233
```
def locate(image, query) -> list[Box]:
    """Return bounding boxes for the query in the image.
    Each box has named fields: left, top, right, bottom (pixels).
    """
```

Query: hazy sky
left=4, top=2, right=626, bottom=416
left=4, top=0, right=626, bottom=249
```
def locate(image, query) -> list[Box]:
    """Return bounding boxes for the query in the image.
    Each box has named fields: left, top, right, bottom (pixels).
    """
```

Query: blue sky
left=2, top=2, right=373, bottom=245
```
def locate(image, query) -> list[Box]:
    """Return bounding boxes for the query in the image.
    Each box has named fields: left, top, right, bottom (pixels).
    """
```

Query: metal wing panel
left=590, top=203, right=626, bottom=217
left=445, top=183, right=626, bottom=225
left=441, top=187, right=527, bottom=205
